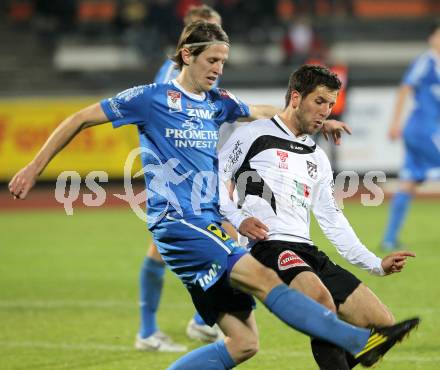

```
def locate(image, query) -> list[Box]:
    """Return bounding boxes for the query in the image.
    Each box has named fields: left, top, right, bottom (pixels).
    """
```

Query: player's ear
left=181, top=48, right=192, bottom=66
left=290, top=90, right=301, bottom=108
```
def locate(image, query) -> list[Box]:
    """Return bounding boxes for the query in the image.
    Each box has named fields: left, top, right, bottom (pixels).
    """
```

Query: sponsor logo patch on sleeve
left=167, top=90, right=182, bottom=112
left=277, top=250, right=309, bottom=270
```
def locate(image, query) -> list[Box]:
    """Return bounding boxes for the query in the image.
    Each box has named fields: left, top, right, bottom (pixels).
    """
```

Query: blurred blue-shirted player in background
left=137, top=5, right=224, bottom=352
left=382, top=22, right=440, bottom=250
left=9, top=20, right=418, bottom=370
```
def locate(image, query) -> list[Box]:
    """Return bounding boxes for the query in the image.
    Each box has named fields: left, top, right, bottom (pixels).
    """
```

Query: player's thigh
left=217, top=310, right=259, bottom=363
left=229, top=253, right=281, bottom=301
left=338, top=283, right=395, bottom=327
left=289, top=271, right=336, bottom=312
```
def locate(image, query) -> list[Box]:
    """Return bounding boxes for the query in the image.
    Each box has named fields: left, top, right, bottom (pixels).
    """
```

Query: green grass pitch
left=0, top=200, right=439, bottom=370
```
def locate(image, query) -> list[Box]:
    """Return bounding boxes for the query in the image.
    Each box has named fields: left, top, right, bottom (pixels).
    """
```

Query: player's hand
left=381, top=251, right=416, bottom=275
left=239, top=217, right=269, bottom=241
left=388, top=124, right=401, bottom=140
left=321, top=119, right=352, bottom=145
left=8, top=163, right=39, bottom=200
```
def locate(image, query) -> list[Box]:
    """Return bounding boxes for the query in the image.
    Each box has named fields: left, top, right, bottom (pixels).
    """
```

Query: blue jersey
left=403, top=50, right=440, bottom=125
left=400, top=50, right=440, bottom=181
left=154, top=59, right=219, bottom=88
left=100, top=80, right=249, bottom=228
left=154, top=59, right=180, bottom=84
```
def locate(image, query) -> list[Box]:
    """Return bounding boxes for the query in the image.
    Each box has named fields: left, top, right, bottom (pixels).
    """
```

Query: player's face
left=188, top=44, right=229, bottom=93
left=295, top=85, right=337, bottom=135
left=429, top=27, right=440, bottom=52
left=189, top=15, right=221, bottom=26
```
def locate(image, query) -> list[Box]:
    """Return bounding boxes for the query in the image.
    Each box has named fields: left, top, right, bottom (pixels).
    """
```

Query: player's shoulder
left=409, top=50, right=434, bottom=71
left=314, top=143, right=332, bottom=168
left=116, top=83, right=160, bottom=97
left=154, top=59, right=179, bottom=84
left=232, top=118, right=274, bottom=140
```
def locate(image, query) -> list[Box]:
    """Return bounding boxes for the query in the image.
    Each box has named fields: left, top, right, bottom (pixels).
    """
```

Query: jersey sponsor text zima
left=218, top=115, right=384, bottom=275
left=100, top=80, right=249, bottom=228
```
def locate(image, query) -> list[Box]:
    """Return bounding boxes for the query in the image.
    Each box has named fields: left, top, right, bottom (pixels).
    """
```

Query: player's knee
left=315, top=287, right=336, bottom=313
left=232, top=334, right=259, bottom=363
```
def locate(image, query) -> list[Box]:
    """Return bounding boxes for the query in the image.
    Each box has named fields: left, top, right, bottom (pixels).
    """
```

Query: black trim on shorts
left=251, top=240, right=361, bottom=307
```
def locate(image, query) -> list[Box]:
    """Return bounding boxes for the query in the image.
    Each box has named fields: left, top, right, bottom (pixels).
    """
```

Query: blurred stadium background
left=1, top=1, right=440, bottom=369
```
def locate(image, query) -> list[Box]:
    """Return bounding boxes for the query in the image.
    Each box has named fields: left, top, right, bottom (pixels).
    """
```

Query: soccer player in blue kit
left=137, top=4, right=224, bottom=351
left=382, top=22, right=440, bottom=250
left=10, top=21, right=419, bottom=369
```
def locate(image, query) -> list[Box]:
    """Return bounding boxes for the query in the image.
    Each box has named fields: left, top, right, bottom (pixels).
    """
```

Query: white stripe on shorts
left=166, top=215, right=232, bottom=254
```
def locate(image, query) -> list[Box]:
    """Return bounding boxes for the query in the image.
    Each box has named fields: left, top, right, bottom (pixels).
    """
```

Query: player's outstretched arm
left=8, top=103, right=109, bottom=199
left=243, top=104, right=280, bottom=121
left=381, top=251, right=416, bottom=275
left=388, top=84, right=412, bottom=140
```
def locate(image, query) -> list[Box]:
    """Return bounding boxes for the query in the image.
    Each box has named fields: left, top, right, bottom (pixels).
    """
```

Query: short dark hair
left=284, top=64, right=341, bottom=107
left=428, top=20, right=440, bottom=37
left=183, top=5, right=222, bottom=26
left=172, top=21, right=229, bottom=70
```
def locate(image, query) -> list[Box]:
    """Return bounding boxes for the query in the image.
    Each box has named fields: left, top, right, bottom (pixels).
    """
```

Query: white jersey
left=218, top=115, right=384, bottom=276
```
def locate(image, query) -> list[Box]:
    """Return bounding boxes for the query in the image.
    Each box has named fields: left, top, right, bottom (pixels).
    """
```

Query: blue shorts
left=153, top=214, right=255, bottom=325
left=401, top=119, right=440, bottom=182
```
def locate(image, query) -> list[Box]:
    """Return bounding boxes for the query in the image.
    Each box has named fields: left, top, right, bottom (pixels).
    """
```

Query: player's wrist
left=229, top=212, right=249, bottom=231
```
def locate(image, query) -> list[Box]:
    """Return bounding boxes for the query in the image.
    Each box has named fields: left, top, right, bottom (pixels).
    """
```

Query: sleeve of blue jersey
left=100, top=85, right=154, bottom=128
left=214, top=88, right=250, bottom=123
left=402, top=53, right=429, bottom=87
left=154, top=59, right=179, bottom=84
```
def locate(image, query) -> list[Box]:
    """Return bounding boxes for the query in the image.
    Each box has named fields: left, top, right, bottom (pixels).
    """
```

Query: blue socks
left=139, top=257, right=165, bottom=338
left=168, top=340, right=235, bottom=370
left=139, top=256, right=208, bottom=338
left=193, top=311, right=207, bottom=325
left=264, top=284, right=370, bottom=355
left=383, top=191, right=412, bottom=245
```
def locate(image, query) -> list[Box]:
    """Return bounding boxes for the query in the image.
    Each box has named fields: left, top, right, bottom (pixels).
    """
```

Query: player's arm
left=388, top=84, right=412, bottom=140
left=8, top=103, right=109, bottom=199
left=312, top=156, right=415, bottom=275
left=218, top=125, right=268, bottom=240
left=320, top=119, right=352, bottom=145
left=242, top=104, right=280, bottom=121
left=242, top=104, right=352, bottom=144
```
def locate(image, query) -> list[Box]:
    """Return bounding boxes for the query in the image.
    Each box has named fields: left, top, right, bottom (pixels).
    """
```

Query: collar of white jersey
left=171, top=79, right=206, bottom=101
left=272, top=115, right=316, bottom=146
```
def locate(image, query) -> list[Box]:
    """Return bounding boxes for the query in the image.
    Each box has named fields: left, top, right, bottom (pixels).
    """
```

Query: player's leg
left=254, top=242, right=349, bottom=370
left=168, top=261, right=256, bottom=370
left=316, top=250, right=394, bottom=368
left=338, top=283, right=395, bottom=327
left=168, top=311, right=257, bottom=370
left=138, top=244, right=164, bottom=340
left=185, top=220, right=236, bottom=343
left=337, top=284, right=395, bottom=368
left=382, top=124, right=425, bottom=250
left=289, top=271, right=350, bottom=370
left=229, top=251, right=420, bottom=366
left=228, top=253, right=371, bottom=355
left=382, top=180, right=416, bottom=250
left=136, top=243, right=187, bottom=352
